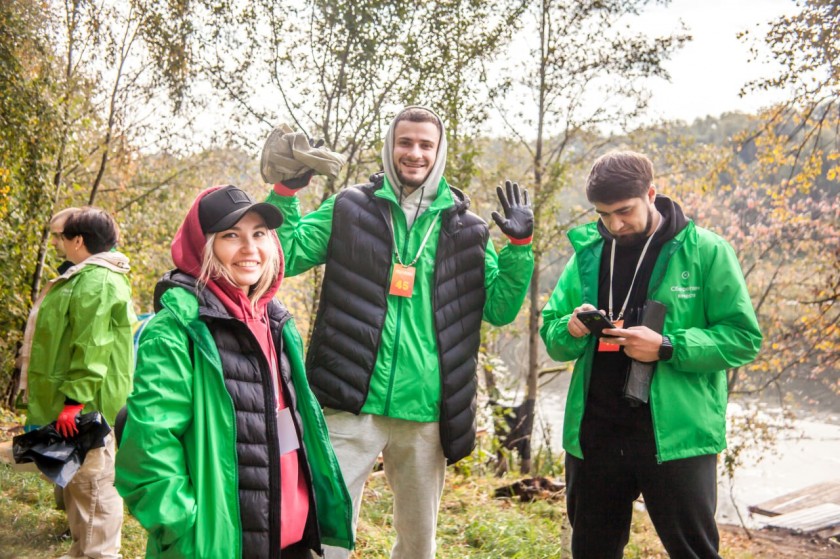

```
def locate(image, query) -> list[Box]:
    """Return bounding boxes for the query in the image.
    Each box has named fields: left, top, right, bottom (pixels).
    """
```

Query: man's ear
left=648, top=185, right=656, bottom=203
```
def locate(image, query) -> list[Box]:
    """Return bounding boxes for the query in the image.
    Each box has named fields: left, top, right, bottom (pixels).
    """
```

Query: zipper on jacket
left=383, top=297, right=405, bottom=417
left=256, top=327, right=283, bottom=559
left=383, top=207, right=413, bottom=416
left=226, top=318, right=283, bottom=559
left=646, top=234, right=684, bottom=464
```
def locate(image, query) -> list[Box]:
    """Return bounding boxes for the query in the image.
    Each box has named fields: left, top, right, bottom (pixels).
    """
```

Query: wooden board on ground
left=749, top=479, right=840, bottom=517
left=764, top=503, right=840, bottom=539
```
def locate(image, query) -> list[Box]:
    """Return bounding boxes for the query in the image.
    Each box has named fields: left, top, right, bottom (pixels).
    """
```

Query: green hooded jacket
left=267, top=176, right=534, bottom=423
left=114, top=286, right=354, bottom=558
left=540, top=219, right=762, bottom=462
left=25, top=253, right=135, bottom=427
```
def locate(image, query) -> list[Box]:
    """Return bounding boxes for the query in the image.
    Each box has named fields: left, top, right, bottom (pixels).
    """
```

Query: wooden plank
left=764, top=503, right=840, bottom=539
left=749, top=479, right=840, bottom=517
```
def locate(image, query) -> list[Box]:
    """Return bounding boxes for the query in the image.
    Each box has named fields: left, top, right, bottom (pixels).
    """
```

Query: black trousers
left=281, top=541, right=315, bottom=559
left=565, top=438, right=721, bottom=559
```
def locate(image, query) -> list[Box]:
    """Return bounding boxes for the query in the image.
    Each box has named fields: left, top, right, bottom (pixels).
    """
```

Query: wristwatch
left=658, top=335, right=673, bottom=361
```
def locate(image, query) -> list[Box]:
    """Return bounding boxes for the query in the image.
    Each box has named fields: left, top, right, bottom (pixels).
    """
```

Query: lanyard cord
left=608, top=215, right=663, bottom=322
left=389, top=207, right=438, bottom=267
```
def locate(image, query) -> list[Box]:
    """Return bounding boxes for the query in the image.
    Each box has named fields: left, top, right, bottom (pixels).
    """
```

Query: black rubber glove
left=281, top=169, right=315, bottom=190
left=280, top=137, right=324, bottom=189
left=491, top=180, right=534, bottom=241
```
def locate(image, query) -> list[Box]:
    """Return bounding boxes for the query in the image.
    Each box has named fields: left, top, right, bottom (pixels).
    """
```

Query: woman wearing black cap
left=115, top=185, right=353, bottom=558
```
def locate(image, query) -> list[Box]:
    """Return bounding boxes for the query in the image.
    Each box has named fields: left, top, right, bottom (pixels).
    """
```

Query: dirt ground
left=719, top=523, right=840, bottom=558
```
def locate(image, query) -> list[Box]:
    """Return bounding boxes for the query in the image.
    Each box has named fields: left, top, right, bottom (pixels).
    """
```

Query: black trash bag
left=113, top=405, right=127, bottom=448
left=12, top=412, right=111, bottom=487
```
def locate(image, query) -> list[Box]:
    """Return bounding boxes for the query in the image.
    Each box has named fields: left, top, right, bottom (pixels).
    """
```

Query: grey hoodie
left=381, top=106, right=449, bottom=229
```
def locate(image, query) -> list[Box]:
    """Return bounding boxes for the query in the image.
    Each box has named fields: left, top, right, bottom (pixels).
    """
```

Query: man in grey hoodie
left=264, top=106, right=535, bottom=559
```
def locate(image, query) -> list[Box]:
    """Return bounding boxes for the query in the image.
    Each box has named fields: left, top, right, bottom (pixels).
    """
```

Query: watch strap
left=659, top=335, right=673, bottom=361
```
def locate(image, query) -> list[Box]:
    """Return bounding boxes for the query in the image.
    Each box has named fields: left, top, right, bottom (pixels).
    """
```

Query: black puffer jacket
left=306, top=175, right=489, bottom=463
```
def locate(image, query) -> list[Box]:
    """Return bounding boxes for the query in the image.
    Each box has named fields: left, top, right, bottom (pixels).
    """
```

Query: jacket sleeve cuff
left=507, top=234, right=533, bottom=246
left=273, top=183, right=299, bottom=197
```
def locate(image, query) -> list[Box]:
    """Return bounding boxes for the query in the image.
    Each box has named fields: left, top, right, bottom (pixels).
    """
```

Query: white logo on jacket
left=671, top=284, right=700, bottom=299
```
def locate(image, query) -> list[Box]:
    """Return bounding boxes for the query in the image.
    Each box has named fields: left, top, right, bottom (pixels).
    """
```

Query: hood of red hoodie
left=171, top=185, right=285, bottom=320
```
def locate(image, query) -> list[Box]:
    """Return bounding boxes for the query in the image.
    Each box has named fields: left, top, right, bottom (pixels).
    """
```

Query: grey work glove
left=280, top=138, right=322, bottom=189
left=260, top=123, right=346, bottom=186
left=491, top=180, right=534, bottom=241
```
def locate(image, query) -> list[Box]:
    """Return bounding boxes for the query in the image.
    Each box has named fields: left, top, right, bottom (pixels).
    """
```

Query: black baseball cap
left=198, top=185, right=284, bottom=234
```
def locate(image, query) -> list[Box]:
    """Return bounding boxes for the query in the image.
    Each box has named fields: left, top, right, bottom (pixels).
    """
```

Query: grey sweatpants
left=322, top=411, right=447, bottom=559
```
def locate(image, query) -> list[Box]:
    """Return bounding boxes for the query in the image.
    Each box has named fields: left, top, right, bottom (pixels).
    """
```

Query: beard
left=396, top=169, right=428, bottom=190
left=613, top=207, right=654, bottom=247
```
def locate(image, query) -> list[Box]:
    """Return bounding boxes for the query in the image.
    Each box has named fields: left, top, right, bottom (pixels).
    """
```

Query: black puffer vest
left=154, top=272, right=320, bottom=559
left=306, top=175, right=488, bottom=463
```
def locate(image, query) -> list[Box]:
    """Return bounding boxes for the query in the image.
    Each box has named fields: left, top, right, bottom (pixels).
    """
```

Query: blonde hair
left=197, top=232, right=281, bottom=314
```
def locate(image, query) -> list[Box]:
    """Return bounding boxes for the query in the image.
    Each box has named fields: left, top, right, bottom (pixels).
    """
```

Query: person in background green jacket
left=262, top=106, right=535, bottom=559
left=21, top=207, right=135, bottom=559
left=115, top=185, right=353, bottom=558
left=540, top=151, right=762, bottom=559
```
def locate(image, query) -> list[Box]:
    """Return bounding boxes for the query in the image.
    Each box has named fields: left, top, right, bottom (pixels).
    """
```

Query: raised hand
left=280, top=137, right=325, bottom=188
left=491, top=180, right=534, bottom=241
left=281, top=169, right=315, bottom=190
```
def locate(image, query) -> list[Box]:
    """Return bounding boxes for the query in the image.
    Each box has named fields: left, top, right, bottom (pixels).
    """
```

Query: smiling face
left=594, top=187, right=659, bottom=246
left=392, top=120, right=440, bottom=190
left=211, top=211, right=273, bottom=293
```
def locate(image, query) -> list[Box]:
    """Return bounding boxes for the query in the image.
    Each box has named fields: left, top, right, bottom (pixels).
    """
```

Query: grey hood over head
left=381, top=105, right=448, bottom=229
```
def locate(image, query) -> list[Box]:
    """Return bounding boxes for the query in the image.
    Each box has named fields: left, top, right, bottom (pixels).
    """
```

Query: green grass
left=0, top=416, right=795, bottom=559
left=0, top=407, right=146, bottom=559
left=0, top=462, right=149, bottom=559
left=354, top=473, right=570, bottom=558
left=0, top=463, right=574, bottom=559
left=0, top=463, right=772, bottom=559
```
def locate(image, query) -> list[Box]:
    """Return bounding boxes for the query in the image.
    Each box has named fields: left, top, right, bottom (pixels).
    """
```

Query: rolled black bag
left=12, top=412, right=111, bottom=487
left=623, top=300, right=667, bottom=406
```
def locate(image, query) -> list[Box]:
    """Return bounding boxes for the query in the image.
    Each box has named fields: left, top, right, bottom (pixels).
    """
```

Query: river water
left=534, top=376, right=840, bottom=528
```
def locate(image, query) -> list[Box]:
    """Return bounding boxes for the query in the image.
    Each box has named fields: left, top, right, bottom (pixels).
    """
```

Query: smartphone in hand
left=576, top=310, right=617, bottom=338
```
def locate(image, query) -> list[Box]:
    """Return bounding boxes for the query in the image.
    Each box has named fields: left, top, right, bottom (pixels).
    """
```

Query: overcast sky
left=207, top=0, right=803, bottom=147
left=640, top=0, right=797, bottom=123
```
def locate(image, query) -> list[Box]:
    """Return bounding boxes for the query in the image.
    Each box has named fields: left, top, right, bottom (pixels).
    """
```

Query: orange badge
left=597, top=319, right=623, bottom=352
left=389, top=264, right=416, bottom=298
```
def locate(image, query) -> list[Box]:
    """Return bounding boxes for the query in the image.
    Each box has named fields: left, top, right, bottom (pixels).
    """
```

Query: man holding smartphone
left=540, top=151, right=762, bottom=558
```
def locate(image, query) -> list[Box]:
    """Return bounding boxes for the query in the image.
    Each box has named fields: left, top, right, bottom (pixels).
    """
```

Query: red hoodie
left=171, top=186, right=309, bottom=550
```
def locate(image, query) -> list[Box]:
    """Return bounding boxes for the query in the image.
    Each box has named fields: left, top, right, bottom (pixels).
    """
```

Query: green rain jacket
left=25, top=253, right=135, bottom=427
left=115, top=285, right=354, bottom=558
left=540, top=219, right=762, bottom=462
left=268, top=176, right=533, bottom=422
